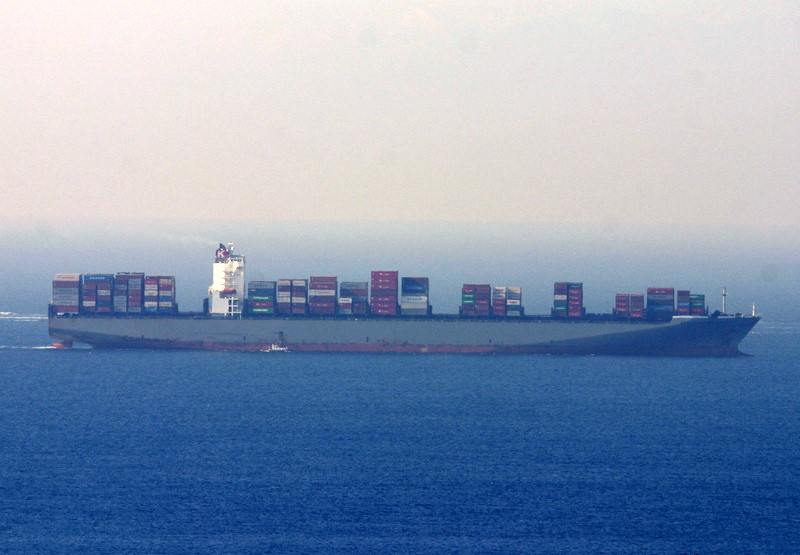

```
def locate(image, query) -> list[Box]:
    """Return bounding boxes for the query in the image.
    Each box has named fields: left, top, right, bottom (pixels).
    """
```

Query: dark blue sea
left=1, top=315, right=798, bottom=553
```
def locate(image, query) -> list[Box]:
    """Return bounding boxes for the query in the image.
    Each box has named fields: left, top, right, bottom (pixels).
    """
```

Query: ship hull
left=48, top=314, right=759, bottom=356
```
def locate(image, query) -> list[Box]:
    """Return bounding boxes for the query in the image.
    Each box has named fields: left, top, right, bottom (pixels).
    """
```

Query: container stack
left=492, top=287, right=507, bottom=316
left=400, top=277, right=429, bottom=316
left=247, top=281, right=276, bottom=315
left=567, top=283, right=583, bottom=318
left=552, top=282, right=568, bottom=318
left=647, top=287, right=675, bottom=320
left=291, top=279, right=308, bottom=315
left=309, top=276, right=337, bottom=315
left=506, top=287, right=522, bottom=317
left=113, top=272, right=144, bottom=313
left=615, top=294, right=630, bottom=317
left=461, top=284, right=491, bottom=317
left=630, top=294, right=645, bottom=318
left=126, top=274, right=144, bottom=313
left=689, top=294, right=706, bottom=316
left=52, top=273, right=81, bottom=314
left=277, top=280, right=292, bottom=314
left=553, top=282, right=583, bottom=318
left=340, top=281, right=368, bottom=315
left=144, top=277, right=159, bottom=313
left=370, top=271, right=398, bottom=315
left=82, top=274, right=114, bottom=314
left=153, top=276, right=176, bottom=313
left=676, top=290, right=691, bottom=315
left=113, top=277, right=128, bottom=313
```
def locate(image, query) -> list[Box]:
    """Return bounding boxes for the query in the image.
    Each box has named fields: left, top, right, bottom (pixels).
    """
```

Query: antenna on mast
left=722, top=288, right=728, bottom=314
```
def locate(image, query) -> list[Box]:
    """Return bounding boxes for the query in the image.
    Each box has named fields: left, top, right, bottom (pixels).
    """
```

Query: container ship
left=48, top=243, right=759, bottom=356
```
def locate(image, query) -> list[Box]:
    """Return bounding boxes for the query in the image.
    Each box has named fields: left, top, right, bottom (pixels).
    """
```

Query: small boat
left=261, top=343, right=290, bottom=353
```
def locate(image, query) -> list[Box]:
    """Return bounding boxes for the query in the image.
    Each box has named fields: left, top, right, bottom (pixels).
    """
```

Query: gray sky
left=1, top=2, right=798, bottom=319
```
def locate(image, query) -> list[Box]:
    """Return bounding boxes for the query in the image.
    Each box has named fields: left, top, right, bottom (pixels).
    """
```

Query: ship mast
left=722, top=287, right=728, bottom=315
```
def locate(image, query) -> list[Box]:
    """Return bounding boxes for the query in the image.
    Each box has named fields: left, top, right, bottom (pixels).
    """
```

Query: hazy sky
left=1, top=2, right=798, bottom=318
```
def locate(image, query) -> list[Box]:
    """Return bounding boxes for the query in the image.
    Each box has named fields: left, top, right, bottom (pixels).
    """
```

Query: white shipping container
left=292, top=280, right=307, bottom=287
left=82, top=301, right=96, bottom=307
left=52, top=287, right=80, bottom=294
left=309, top=289, right=336, bottom=297
left=400, top=302, right=428, bottom=309
left=291, top=297, right=307, bottom=304
left=400, top=295, right=428, bottom=304
left=554, top=295, right=567, bottom=301
left=507, top=287, right=521, bottom=294
left=144, top=301, right=158, bottom=308
left=338, top=297, right=353, bottom=304
left=54, top=273, right=81, bottom=281
left=506, top=299, right=521, bottom=306
left=158, top=301, right=173, bottom=308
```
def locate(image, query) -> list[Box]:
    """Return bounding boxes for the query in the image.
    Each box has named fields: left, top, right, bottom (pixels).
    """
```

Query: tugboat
left=261, top=332, right=290, bottom=353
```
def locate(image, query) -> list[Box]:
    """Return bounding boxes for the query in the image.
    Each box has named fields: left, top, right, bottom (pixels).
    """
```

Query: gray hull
left=48, top=314, right=759, bottom=356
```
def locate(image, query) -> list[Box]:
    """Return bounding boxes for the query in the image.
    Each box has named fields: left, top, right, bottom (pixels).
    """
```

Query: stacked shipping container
left=614, top=293, right=644, bottom=319
left=461, top=284, right=491, bottom=316
left=630, top=294, right=645, bottom=318
left=126, top=274, right=144, bottom=313
left=676, top=290, right=691, bottom=315
left=309, top=276, right=337, bottom=315
left=506, top=287, right=522, bottom=317
left=277, top=279, right=292, bottom=314
left=82, top=274, right=114, bottom=313
left=647, top=288, right=675, bottom=320
left=689, top=294, right=706, bottom=316
left=113, top=272, right=145, bottom=313
left=144, top=277, right=158, bottom=313
left=400, top=277, right=429, bottom=316
left=370, top=271, right=398, bottom=315
left=490, top=286, right=523, bottom=317
left=340, top=282, right=368, bottom=315
left=291, top=279, right=308, bottom=315
left=155, top=276, right=176, bottom=313
left=52, top=273, right=173, bottom=315
left=247, top=281, right=276, bottom=315
left=615, top=294, right=630, bottom=317
left=52, top=274, right=81, bottom=314
left=553, top=282, right=583, bottom=318
left=492, top=287, right=507, bottom=317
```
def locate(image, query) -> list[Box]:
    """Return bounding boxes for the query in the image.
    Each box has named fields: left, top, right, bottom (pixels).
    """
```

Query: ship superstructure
left=208, top=243, right=245, bottom=317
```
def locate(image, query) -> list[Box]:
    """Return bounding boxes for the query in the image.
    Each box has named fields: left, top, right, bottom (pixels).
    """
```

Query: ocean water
left=1, top=315, right=799, bottom=553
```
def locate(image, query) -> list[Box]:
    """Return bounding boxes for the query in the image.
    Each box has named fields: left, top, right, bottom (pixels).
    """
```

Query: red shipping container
left=309, top=301, right=336, bottom=308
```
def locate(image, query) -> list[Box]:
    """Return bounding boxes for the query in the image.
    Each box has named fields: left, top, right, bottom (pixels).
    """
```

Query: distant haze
left=0, top=3, right=797, bottom=319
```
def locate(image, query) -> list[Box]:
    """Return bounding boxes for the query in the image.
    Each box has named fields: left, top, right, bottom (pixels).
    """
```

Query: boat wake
left=0, top=345, right=55, bottom=350
left=0, top=313, right=48, bottom=322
